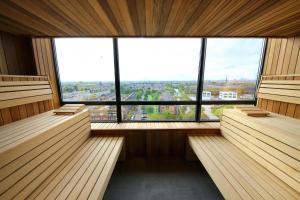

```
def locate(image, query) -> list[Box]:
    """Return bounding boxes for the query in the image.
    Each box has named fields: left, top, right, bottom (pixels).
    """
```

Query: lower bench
left=28, top=136, right=123, bottom=200
left=0, top=108, right=124, bottom=200
left=189, top=136, right=300, bottom=200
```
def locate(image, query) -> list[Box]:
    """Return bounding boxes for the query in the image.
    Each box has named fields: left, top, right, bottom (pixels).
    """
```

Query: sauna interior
left=0, top=1, right=299, bottom=200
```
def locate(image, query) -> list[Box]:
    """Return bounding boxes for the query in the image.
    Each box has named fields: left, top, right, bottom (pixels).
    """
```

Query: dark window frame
left=52, top=38, right=267, bottom=123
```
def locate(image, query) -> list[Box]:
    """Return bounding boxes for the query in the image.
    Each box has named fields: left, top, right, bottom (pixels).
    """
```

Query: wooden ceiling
left=0, top=0, right=300, bottom=37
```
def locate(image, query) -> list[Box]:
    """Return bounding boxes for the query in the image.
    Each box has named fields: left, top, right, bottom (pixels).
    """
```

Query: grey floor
left=103, top=158, right=223, bottom=200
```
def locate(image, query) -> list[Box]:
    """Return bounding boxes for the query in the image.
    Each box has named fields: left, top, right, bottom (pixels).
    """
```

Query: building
left=202, top=91, right=212, bottom=100
left=219, top=91, right=238, bottom=100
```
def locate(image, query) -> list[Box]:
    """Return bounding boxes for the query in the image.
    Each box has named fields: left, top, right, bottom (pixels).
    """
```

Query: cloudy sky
left=55, top=38, right=264, bottom=82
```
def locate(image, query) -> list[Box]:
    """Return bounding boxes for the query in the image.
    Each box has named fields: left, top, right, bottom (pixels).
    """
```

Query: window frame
left=52, top=38, right=267, bottom=123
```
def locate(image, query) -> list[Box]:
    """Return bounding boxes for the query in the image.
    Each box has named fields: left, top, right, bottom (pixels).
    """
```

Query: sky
left=55, top=38, right=264, bottom=82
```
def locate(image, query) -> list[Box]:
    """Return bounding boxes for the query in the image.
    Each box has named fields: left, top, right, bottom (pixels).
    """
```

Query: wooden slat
left=0, top=75, right=54, bottom=125
left=259, top=88, right=300, bottom=98
left=189, top=135, right=300, bottom=200
left=221, top=116, right=300, bottom=161
left=220, top=109, right=300, bottom=192
left=0, top=109, right=92, bottom=199
left=189, top=136, right=243, bottom=200
left=223, top=109, right=300, bottom=150
left=257, top=93, right=300, bottom=105
left=0, top=84, right=50, bottom=92
left=25, top=137, right=123, bottom=200
left=0, top=80, right=49, bottom=86
left=260, top=83, right=300, bottom=90
left=0, top=88, right=52, bottom=101
left=0, top=94, right=53, bottom=109
left=0, top=117, right=90, bottom=181
left=222, top=127, right=300, bottom=192
left=0, top=109, right=89, bottom=168
left=0, top=1, right=300, bottom=37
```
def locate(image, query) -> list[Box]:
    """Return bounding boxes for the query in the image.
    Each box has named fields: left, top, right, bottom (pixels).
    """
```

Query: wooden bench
left=0, top=75, right=124, bottom=199
left=189, top=109, right=300, bottom=199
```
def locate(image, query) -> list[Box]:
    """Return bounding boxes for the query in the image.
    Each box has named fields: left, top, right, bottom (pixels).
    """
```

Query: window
left=118, top=38, right=200, bottom=101
left=203, top=38, right=264, bottom=102
left=55, top=38, right=115, bottom=102
left=87, top=106, right=117, bottom=122
left=54, top=38, right=265, bottom=122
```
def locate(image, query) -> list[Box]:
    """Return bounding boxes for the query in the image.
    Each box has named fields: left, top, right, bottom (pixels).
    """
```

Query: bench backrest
left=221, top=109, right=300, bottom=192
left=0, top=75, right=53, bottom=109
left=0, top=75, right=54, bottom=125
left=257, top=75, right=300, bottom=105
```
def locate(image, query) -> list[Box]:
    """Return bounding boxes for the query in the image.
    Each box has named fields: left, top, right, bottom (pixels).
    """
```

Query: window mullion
left=195, top=38, right=207, bottom=122
left=113, top=38, right=122, bottom=123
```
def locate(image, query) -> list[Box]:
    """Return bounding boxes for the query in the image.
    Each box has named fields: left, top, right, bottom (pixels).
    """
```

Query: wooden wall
left=0, top=32, right=55, bottom=125
left=257, top=37, right=300, bottom=119
left=32, top=38, right=60, bottom=108
left=0, top=31, right=35, bottom=75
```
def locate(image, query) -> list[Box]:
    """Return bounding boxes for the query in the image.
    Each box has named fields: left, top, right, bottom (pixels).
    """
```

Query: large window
left=118, top=38, right=200, bottom=121
left=54, top=38, right=265, bottom=122
left=118, top=39, right=200, bottom=101
left=200, top=38, right=264, bottom=120
left=54, top=38, right=116, bottom=121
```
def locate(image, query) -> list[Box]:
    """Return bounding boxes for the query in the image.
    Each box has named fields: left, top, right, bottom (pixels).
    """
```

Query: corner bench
left=189, top=109, right=300, bottom=200
left=0, top=75, right=124, bottom=200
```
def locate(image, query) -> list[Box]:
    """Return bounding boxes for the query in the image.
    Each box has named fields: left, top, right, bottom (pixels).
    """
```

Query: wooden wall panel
left=258, top=37, right=300, bottom=119
left=0, top=0, right=299, bottom=37
left=32, top=38, right=60, bottom=108
left=0, top=31, right=35, bottom=75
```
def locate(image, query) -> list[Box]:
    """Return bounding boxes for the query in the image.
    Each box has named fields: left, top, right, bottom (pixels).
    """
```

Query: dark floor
left=103, top=158, right=223, bottom=200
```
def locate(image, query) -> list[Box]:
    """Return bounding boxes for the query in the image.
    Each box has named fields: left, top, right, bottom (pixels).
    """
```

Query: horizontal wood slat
left=27, top=137, right=123, bottom=200
left=0, top=88, right=52, bottom=101
left=258, top=77, right=300, bottom=105
left=0, top=81, right=49, bottom=86
left=257, top=93, right=300, bottom=105
left=0, top=85, right=50, bottom=92
left=0, top=75, right=53, bottom=113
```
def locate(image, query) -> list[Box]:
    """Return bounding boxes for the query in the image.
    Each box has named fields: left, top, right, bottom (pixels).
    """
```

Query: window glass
left=122, top=105, right=195, bottom=121
left=87, top=105, right=117, bottom=122
left=203, top=38, right=264, bottom=101
left=55, top=38, right=115, bottom=101
left=200, top=104, right=250, bottom=120
left=118, top=38, right=201, bottom=101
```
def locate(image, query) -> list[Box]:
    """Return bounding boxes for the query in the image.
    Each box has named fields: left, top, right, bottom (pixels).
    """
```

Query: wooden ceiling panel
left=0, top=0, right=299, bottom=37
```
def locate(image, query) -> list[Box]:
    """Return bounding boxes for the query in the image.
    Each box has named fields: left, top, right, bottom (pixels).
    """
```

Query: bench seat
left=0, top=108, right=124, bottom=200
left=189, top=136, right=300, bottom=200
left=27, top=136, right=123, bottom=200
